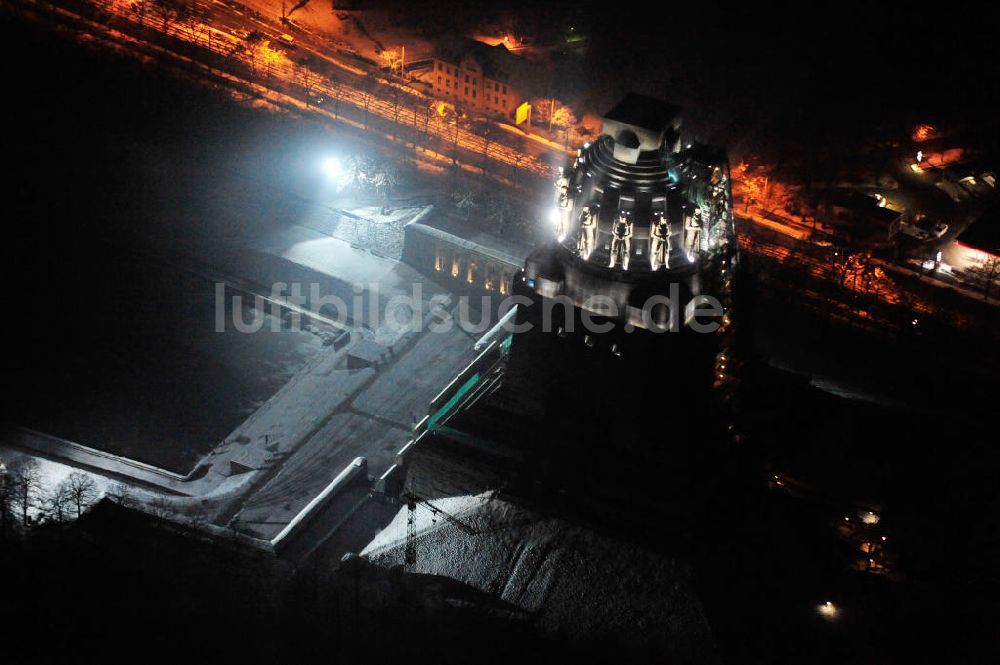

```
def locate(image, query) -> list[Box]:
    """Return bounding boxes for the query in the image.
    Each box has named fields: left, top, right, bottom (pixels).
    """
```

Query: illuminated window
left=484, top=264, right=495, bottom=291
left=499, top=271, right=510, bottom=295
left=434, top=248, right=444, bottom=272
left=466, top=260, right=477, bottom=284
left=451, top=256, right=461, bottom=278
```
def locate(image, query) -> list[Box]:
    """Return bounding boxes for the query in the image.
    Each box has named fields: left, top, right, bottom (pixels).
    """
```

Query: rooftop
left=828, top=191, right=901, bottom=223
left=957, top=204, right=1000, bottom=255
left=433, top=38, right=523, bottom=83
left=602, top=93, right=681, bottom=134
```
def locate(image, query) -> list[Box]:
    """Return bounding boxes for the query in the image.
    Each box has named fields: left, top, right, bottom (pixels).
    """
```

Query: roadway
left=225, top=304, right=480, bottom=544
left=54, top=0, right=564, bottom=180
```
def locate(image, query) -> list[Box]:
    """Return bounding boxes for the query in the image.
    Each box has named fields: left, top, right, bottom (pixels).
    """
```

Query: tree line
left=0, top=458, right=103, bottom=538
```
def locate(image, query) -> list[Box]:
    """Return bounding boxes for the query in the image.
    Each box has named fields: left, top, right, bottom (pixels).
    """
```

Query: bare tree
left=0, top=459, right=12, bottom=538
left=358, top=74, right=377, bottom=130
left=46, top=483, right=73, bottom=523
left=330, top=78, right=342, bottom=119
left=151, top=0, right=187, bottom=35
left=10, top=459, right=42, bottom=527
left=130, top=0, right=150, bottom=26
left=372, top=166, right=398, bottom=214
left=188, top=505, right=209, bottom=530
left=106, top=482, right=138, bottom=509
left=338, top=154, right=375, bottom=193
left=966, top=257, right=1000, bottom=301
left=149, top=495, right=174, bottom=519
left=485, top=194, right=518, bottom=236
left=550, top=105, right=577, bottom=150
left=379, top=48, right=401, bottom=76
left=297, top=55, right=321, bottom=98
left=243, top=31, right=266, bottom=78
left=450, top=109, right=470, bottom=165
left=423, top=102, right=437, bottom=133
left=451, top=186, right=480, bottom=220
left=62, top=472, right=100, bottom=518
left=472, top=120, right=496, bottom=176
left=510, top=136, right=526, bottom=191
left=387, top=88, right=403, bottom=141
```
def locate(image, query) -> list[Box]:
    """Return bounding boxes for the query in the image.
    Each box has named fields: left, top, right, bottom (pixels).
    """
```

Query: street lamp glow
left=818, top=601, right=839, bottom=620
left=322, top=157, right=342, bottom=179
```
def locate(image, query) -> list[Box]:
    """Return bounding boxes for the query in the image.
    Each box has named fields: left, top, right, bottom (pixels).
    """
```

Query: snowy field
left=363, top=492, right=713, bottom=662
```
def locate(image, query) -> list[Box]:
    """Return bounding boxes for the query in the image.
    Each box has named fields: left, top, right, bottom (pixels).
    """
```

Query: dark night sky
left=391, top=1, right=1000, bottom=153
left=585, top=4, right=1000, bottom=148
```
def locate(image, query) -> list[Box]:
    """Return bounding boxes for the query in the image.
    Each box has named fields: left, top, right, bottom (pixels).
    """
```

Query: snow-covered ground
left=363, top=492, right=713, bottom=660
left=240, top=0, right=433, bottom=65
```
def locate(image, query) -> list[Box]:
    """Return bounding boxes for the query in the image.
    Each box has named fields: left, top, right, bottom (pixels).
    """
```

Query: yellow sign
left=515, top=101, right=531, bottom=125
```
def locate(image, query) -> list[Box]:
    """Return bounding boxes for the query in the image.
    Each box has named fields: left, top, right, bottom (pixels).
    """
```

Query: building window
left=434, top=248, right=445, bottom=272
left=502, top=84, right=507, bottom=94
left=472, top=89, right=477, bottom=98
left=465, top=74, right=469, bottom=83
left=494, top=95, right=499, bottom=104
left=465, top=86, right=469, bottom=95
left=466, top=260, right=477, bottom=284
left=451, top=256, right=461, bottom=278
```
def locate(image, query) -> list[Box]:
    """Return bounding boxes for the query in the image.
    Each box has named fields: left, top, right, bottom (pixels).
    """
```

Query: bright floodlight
left=860, top=510, right=880, bottom=525
left=323, top=157, right=342, bottom=179
left=818, top=601, right=839, bottom=621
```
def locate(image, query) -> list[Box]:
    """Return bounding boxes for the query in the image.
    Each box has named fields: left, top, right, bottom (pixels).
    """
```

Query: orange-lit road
left=11, top=0, right=960, bottom=332
left=35, top=0, right=559, bottom=181
left=735, top=213, right=938, bottom=332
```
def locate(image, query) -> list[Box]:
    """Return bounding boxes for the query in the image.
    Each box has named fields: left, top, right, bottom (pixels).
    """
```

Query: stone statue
left=554, top=169, right=574, bottom=241
left=609, top=211, right=633, bottom=270
left=649, top=213, right=671, bottom=271
left=577, top=205, right=597, bottom=260
left=684, top=207, right=703, bottom=261
left=555, top=170, right=570, bottom=201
